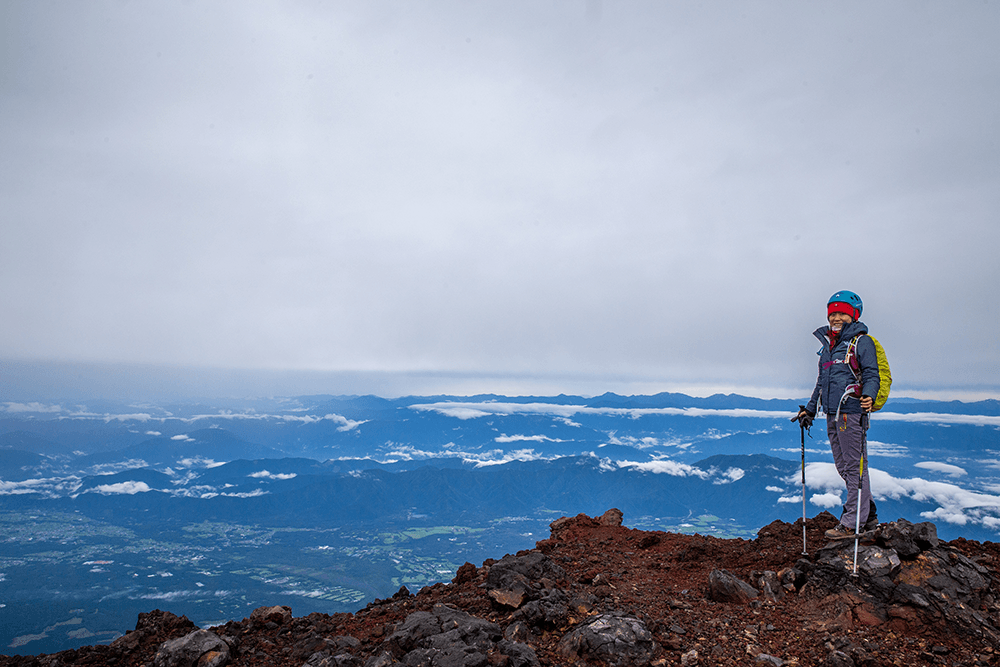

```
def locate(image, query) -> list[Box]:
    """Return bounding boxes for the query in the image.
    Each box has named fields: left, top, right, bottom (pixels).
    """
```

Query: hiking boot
left=865, top=500, right=878, bottom=531
left=825, top=524, right=856, bottom=540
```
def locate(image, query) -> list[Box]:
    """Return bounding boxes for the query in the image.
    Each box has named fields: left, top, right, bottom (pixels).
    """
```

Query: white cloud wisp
left=785, top=462, right=1000, bottom=532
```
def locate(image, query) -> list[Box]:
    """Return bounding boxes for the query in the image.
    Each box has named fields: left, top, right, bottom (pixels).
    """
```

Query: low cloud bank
left=494, top=434, right=565, bottom=444
left=0, top=477, right=82, bottom=497
left=1, top=403, right=365, bottom=430
left=375, top=442, right=556, bottom=467
left=784, top=462, right=1000, bottom=531
left=88, top=481, right=152, bottom=495
left=248, top=470, right=297, bottom=480
left=411, top=401, right=1000, bottom=426
left=915, top=461, right=968, bottom=477
left=615, top=459, right=744, bottom=485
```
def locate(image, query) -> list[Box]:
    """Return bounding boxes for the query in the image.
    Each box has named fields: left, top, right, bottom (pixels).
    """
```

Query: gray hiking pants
left=827, top=412, right=871, bottom=530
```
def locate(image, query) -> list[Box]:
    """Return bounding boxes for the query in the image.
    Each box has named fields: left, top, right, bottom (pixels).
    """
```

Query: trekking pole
left=790, top=408, right=811, bottom=555
left=800, top=423, right=808, bottom=555
left=852, top=452, right=865, bottom=576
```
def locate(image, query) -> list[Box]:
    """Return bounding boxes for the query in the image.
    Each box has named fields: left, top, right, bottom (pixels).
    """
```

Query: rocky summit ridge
left=5, top=510, right=1000, bottom=667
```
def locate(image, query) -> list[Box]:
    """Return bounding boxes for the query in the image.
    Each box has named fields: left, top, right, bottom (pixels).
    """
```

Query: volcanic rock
left=152, top=629, right=230, bottom=667
left=708, top=568, right=759, bottom=603
left=374, top=602, right=538, bottom=667
left=8, top=511, right=1000, bottom=667
left=597, top=507, right=624, bottom=526
left=250, top=605, right=293, bottom=626
left=485, top=550, right=566, bottom=594
left=557, top=613, right=654, bottom=665
left=879, top=518, right=940, bottom=558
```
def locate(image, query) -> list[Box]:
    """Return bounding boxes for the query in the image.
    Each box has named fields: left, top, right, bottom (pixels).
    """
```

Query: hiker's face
left=828, top=312, right=854, bottom=332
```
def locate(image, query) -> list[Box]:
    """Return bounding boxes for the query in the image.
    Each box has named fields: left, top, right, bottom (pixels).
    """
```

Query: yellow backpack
left=845, top=334, right=892, bottom=411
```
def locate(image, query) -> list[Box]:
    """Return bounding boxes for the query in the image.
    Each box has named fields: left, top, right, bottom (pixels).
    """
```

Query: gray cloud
left=2, top=2, right=998, bottom=399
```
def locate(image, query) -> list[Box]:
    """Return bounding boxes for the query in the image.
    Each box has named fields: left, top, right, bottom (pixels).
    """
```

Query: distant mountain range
left=4, top=392, right=1000, bottom=536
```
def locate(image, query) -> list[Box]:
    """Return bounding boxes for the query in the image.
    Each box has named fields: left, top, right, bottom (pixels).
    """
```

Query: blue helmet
left=828, top=290, right=863, bottom=320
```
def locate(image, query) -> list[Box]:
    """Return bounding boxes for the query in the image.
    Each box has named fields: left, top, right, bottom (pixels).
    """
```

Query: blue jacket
left=805, top=320, right=881, bottom=416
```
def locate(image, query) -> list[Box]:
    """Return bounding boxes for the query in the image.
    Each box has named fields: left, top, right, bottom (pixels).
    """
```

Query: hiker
left=795, top=290, right=881, bottom=540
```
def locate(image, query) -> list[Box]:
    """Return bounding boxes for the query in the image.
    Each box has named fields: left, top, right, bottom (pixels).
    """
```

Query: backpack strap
left=836, top=335, right=864, bottom=424
left=844, top=335, right=863, bottom=380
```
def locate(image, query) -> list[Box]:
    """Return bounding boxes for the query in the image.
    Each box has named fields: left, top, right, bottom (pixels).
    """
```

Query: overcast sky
left=2, top=2, right=998, bottom=401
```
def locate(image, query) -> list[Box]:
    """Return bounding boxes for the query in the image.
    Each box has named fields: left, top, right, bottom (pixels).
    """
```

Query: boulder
left=152, top=629, right=229, bottom=667
left=825, top=649, right=855, bottom=667
left=708, top=569, right=758, bottom=603
left=750, top=570, right=784, bottom=602
left=878, top=519, right=939, bottom=558
left=557, top=614, right=655, bottom=666
left=484, top=550, right=566, bottom=596
left=598, top=508, right=624, bottom=526
left=549, top=513, right=593, bottom=539
left=488, top=588, right=527, bottom=609
left=308, top=652, right=362, bottom=667
left=504, top=621, right=531, bottom=643
left=377, top=603, right=541, bottom=666
left=293, top=633, right=360, bottom=663
left=363, top=654, right=398, bottom=667
left=452, top=561, right=478, bottom=585
left=383, top=604, right=503, bottom=667
left=856, top=546, right=902, bottom=579
left=512, top=587, right=570, bottom=629
left=800, top=520, right=1000, bottom=648
left=112, top=609, right=196, bottom=652
left=496, top=639, right=540, bottom=667
left=249, top=605, right=292, bottom=626
left=549, top=511, right=625, bottom=540
left=813, top=543, right=902, bottom=580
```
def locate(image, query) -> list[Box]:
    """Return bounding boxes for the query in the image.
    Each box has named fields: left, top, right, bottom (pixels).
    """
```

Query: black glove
left=790, top=405, right=814, bottom=430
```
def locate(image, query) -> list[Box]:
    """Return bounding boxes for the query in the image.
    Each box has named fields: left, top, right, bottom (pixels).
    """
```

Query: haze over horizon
left=3, top=358, right=1000, bottom=404
left=3, top=3, right=998, bottom=402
